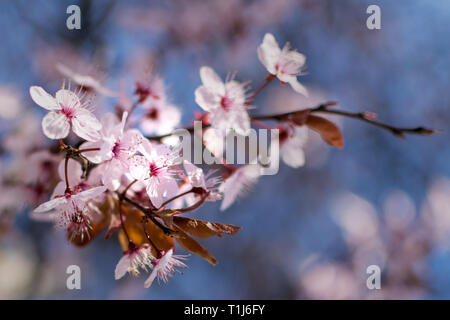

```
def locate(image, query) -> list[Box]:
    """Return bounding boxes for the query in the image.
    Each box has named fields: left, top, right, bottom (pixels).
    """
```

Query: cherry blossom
left=257, top=33, right=308, bottom=96
left=0, top=25, right=435, bottom=294
left=195, top=66, right=250, bottom=137
left=29, top=85, right=102, bottom=141
left=129, top=139, right=179, bottom=208
left=80, top=112, right=143, bottom=190
left=115, top=243, right=154, bottom=280
left=144, top=249, right=188, bottom=288
left=33, top=185, right=107, bottom=238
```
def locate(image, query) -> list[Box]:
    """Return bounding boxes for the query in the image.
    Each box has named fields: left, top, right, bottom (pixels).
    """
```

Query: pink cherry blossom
left=115, top=244, right=154, bottom=280
left=144, top=248, right=188, bottom=288
left=29, top=85, right=102, bottom=141
left=257, top=33, right=308, bottom=96
left=33, top=185, right=107, bottom=238
left=129, top=139, right=179, bottom=208
left=195, top=66, right=250, bottom=137
left=80, top=112, right=143, bottom=191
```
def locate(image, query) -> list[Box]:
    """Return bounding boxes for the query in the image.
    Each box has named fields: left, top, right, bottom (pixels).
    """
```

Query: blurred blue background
left=0, top=0, right=449, bottom=299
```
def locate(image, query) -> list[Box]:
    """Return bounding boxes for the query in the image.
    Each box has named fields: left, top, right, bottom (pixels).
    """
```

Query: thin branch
left=173, top=192, right=210, bottom=213
left=253, top=102, right=438, bottom=138
left=146, top=102, right=437, bottom=141
left=64, top=155, right=71, bottom=193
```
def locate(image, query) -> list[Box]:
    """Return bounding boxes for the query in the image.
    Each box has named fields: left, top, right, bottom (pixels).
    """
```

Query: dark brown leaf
left=173, top=226, right=218, bottom=265
left=173, top=216, right=241, bottom=239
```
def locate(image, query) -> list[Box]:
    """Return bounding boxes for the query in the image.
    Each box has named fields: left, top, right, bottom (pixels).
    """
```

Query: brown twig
left=253, top=102, right=438, bottom=138
left=146, top=102, right=437, bottom=141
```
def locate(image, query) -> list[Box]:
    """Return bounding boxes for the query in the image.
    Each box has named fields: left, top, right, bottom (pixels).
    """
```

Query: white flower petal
left=257, top=33, right=281, bottom=75
left=147, top=179, right=163, bottom=208
left=230, top=108, right=251, bottom=136
left=129, top=156, right=149, bottom=181
left=286, top=77, right=308, bottom=96
left=33, top=197, right=66, bottom=213
left=74, top=186, right=107, bottom=202
left=161, top=176, right=179, bottom=199
left=285, top=50, right=306, bottom=69
left=144, top=268, right=158, bottom=288
left=72, top=109, right=102, bottom=142
left=115, top=254, right=131, bottom=280
left=224, top=80, right=246, bottom=106
left=29, top=86, right=59, bottom=111
left=102, top=159, right=123, bottom=191
left=199, top=66, right=225, bottom=96
left=42, top=111, right=70, bottom=139
left=209, top=107, right=250, bottom=137
left=194, top=86, right=219, bottom=112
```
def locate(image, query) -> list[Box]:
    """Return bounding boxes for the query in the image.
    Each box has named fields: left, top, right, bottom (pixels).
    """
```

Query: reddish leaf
left=173, top=216, right=241, bottom=239
left=173, top=226, right=218, bottom=265
left=118, top=207, right=173, bottom=256
left=306, top=115, right=344, bottom=149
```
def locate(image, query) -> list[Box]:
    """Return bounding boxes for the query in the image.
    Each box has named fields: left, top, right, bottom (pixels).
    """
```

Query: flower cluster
left=0, top=33, right=433, bottom=289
